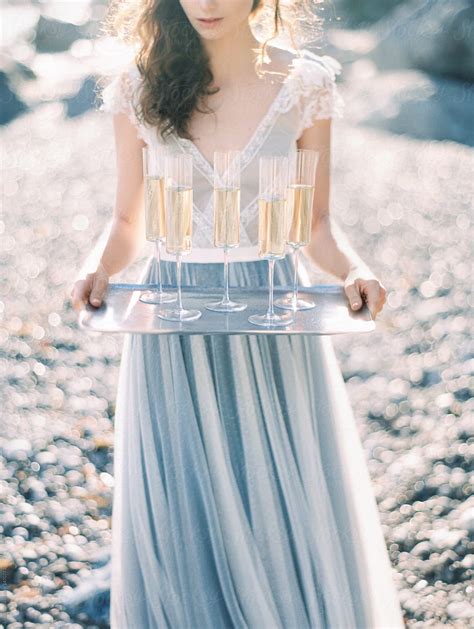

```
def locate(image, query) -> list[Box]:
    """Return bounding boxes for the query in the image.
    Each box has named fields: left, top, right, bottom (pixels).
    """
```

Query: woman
left=71, top=1, right=405, bottom=627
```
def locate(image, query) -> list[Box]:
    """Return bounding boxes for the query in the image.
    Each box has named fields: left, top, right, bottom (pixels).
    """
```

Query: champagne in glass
left=287, top=183, right=314, bottom=246
left=214, top=187, right=240, bottom=247
left=139, top=146, right=176, bottom=304
left=165, top=185, right=193, bottom=254
left=206, top=150, right=247, bottom=312
left=157, top=153, right=201, bottom=322
left=145, top=175, right=166, bottom=240
left=275, top=149, right=319, bottom=311
left=258, top=196, right=289, bottom=257
left=248, top=155, right=293, bottom=328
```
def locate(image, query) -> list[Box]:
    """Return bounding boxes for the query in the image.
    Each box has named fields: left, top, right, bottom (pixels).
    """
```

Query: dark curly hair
left=100, top=0, right=323, bottom=142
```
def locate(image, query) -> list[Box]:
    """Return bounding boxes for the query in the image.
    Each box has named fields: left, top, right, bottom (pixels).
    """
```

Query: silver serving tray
left=78, top=283, right=374, bottom=336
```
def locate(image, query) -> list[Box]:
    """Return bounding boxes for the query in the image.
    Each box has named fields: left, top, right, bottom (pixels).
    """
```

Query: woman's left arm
left=297, top=118, right=387, bottom=319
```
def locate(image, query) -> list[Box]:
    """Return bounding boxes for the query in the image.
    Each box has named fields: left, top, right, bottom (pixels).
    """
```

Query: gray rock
left=372, top=0, right=474, bottom=82
left=341, top=68, right=474, bottom=146
left=64, top=76, right=100, bottom=118
left=328, top=0, right=408, bottom=26
left=0, top=72, right=28, bottom=125
left=33, top=15, right=82, bottom=54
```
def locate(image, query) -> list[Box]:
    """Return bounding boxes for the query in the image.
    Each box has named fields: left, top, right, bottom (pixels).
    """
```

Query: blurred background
left=1, top=0, right=473, bottom=627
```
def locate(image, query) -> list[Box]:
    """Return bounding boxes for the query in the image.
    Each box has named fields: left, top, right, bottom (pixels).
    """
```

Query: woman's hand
left=344, top=265, right=387, bottom=320
left=70, top=262, right=110, bottom=312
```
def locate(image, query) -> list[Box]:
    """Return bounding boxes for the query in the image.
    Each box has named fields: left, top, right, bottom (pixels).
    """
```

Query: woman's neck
left=202, top=22, right=263, bottom=88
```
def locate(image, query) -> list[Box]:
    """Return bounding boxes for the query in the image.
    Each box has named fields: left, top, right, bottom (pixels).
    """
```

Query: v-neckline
left=172, top=68, right=293, bottom=182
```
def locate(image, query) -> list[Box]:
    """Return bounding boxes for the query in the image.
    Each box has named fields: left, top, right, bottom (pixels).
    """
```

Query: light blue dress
left=102, top=47, right=405, bottom=628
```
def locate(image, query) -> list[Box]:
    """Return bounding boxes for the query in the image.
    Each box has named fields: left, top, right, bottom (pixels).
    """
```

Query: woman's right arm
left=70, top=112, right=146, bottom=311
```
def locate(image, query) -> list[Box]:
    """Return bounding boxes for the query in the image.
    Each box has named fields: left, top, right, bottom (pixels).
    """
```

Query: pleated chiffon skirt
left=110, top=254, right=405, bottom=629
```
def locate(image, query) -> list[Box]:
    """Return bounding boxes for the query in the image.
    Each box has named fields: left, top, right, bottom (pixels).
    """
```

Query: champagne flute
left=275, top=149, right=319, bottom=311
left=248, top=155, right=294, bottom=327
left=139, top=146, right=176, bottom=304
left=206, top=150, right=247, bottom=312
left=157, top=153, right=202, bottom=322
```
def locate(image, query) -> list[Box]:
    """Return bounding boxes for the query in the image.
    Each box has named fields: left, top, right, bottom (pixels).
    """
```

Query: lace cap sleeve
left=283, top=49, right=344, bottom=137
left=100, top=63, right=142, bottom=126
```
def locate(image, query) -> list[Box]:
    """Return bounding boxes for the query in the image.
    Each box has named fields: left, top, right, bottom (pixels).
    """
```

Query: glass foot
left=248, top=311, right=294, bottom=327
left=139, top=290, right=176, bottom=304
left=274, top=294, right=316, bottom=311
left=206, top=298, right=247, bottom=312
left=157, top=307, right=202, bottom=322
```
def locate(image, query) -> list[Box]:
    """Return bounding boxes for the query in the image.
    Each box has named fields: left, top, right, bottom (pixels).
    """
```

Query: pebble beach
left=1, top=0, right=473, bottom=626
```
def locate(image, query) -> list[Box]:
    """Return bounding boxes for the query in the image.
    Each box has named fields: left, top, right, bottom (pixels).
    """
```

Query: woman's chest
left=186, top=81, right=283, bottom=164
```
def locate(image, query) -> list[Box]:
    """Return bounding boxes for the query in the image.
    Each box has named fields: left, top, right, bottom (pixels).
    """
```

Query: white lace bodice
left=100, top=47, right=344, bottom=262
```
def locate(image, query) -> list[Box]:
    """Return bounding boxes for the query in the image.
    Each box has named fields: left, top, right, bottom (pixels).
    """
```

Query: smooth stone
left=411, top=541, right=432, bottom=558
left=2, top=439, right=33, bottom=461
left=430, top=528, right=466, bottom=551
left=446, top=601, right=474, bottom=620
left=459, top=508, right=474, bottom=533
left=62, top=544, right=87, bottom=562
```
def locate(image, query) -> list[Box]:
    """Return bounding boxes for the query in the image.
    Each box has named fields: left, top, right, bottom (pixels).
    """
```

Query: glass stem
left=223, top=246, right=230, bottom=304
left=293, top=246, right=299, bottom=305
left=267, top=258, right=275, bottom=319
left=176, top=253, right=183, bottom=312
left=155, top=239, right=163, bottom=292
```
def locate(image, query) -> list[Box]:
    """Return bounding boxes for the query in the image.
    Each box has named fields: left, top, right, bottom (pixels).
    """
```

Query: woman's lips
left=197, top=18, right=223, bottom=27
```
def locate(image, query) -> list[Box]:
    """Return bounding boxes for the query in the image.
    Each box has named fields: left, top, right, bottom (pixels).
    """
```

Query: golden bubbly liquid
left=145, top=176, right=166, bottom=241
left=287, top=184, right=315, bottom=246
left=258, top=197, right=288, bottom=258
left=165, top=186, right=193, bottom=255
left=213, top=187, right=240, bottom=248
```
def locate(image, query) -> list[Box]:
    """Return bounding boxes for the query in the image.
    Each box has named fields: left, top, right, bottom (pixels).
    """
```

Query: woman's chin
left=198, top=32, right=223, bottom=41
left=197, top=28, right=228, bottom=41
